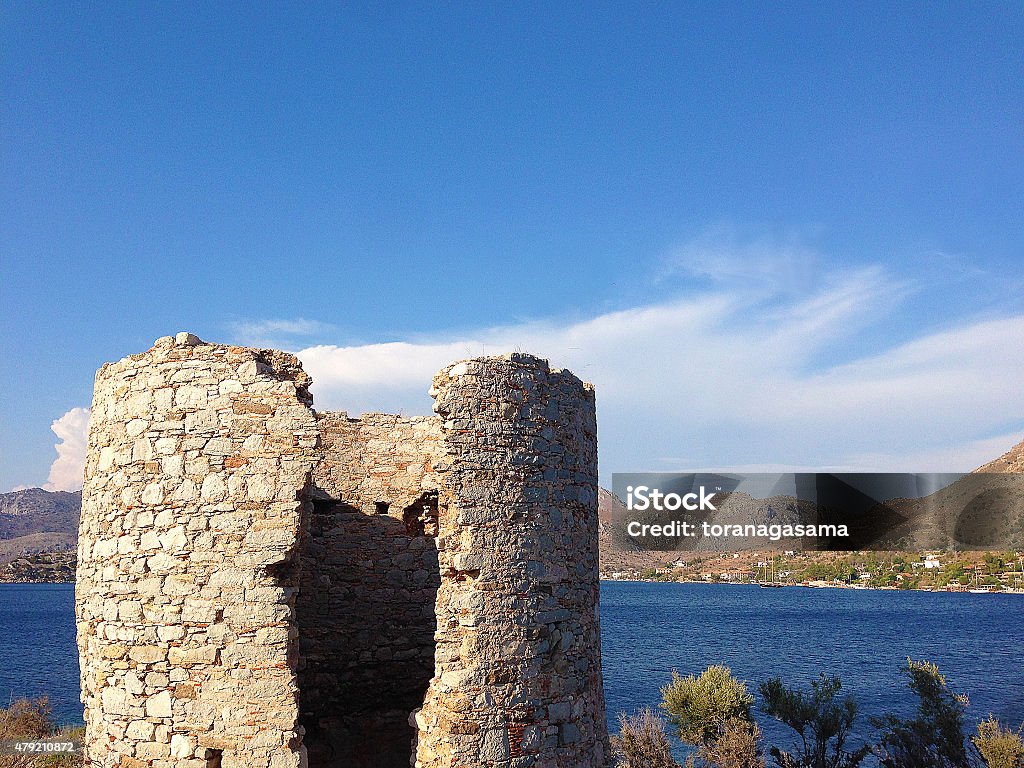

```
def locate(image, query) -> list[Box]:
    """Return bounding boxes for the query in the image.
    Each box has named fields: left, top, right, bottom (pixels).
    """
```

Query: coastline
left=4, top=578, right=1020, bottom=595
left=599, top=576, right=1024, bottom=594
left=4, top=577, right=1021, bottom=595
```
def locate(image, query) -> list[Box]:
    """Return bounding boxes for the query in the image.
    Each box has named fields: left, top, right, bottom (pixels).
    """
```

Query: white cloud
left=295, top=266, right=1024, bottom=483
left=23, top=263, right=1021, bottom=492
left=43, top=407, right=90, bottom=492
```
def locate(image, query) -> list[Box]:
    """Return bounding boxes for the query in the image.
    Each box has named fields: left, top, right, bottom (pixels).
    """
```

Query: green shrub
left=687, top=716, right=764, bottom=768
left=661, top=665, right=755, bottom=746
left=759, top=673, right=869, bottom=768
left=872, top=659, right=971, bottom=768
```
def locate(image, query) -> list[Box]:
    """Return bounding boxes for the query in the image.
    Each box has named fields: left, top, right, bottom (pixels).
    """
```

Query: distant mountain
left=862, top=438, right=1024, bottom=550
left=878, top=438, right=1024, bottom=550
left=598, top=487, right=668, bottom=573
left=975, top=438, right=1024, bottom=473
left=0, top=487, right=81, bottom=537
left=0, top=488, right=81, bottom=569
left=597, top=437, right=1024, bottom=567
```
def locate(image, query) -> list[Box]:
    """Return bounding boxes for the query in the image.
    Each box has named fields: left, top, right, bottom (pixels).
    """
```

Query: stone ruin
left=75, top=333, right=608, bottom=768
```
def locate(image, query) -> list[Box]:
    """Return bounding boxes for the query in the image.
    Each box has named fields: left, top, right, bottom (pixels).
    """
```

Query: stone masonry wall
left=414, top=354, right=609, bottom=768
left=297, top=413, right=444, bottom=767
left=77, top=333, right=319, bottom=768
left=78, top=337, right=607, bottom=768
left=312, top=411, right=443, bottom=511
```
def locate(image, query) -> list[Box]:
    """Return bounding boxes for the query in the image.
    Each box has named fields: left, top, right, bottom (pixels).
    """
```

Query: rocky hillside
left=0, top=488, right=81, bottom=572
left=0, top=549, right=76, bottom=582
left=881, top=442, right=1024, bottom=550
left=0, top=487, right=81, bottom=538
left=976, top=438, right=1024, bottom=473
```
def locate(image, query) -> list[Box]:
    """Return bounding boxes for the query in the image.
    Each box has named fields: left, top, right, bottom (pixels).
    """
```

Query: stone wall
left=414, top=355, right=608, bottom=768
left=77, top=333, right=318, bottom=768
left=77, top=336, right=608, bottom=768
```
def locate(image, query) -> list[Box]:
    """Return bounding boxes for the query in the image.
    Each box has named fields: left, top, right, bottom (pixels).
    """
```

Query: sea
left=2, top=581, right=1022, bottom=758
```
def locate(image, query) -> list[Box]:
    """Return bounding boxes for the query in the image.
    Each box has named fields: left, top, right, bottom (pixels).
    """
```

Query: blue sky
left=2, top=2, right=1023, bottom=491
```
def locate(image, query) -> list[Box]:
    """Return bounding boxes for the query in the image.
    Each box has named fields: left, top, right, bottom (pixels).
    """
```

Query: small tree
left=662, top=666, right=755, bottom=745
left=974, top=716, right=1024, bottom=768
left=661, top=666, right=763, bottom=768
left=759, top=673, right=870, bottom=768
left=872, top=659, right=971, bottom=768
left=612, top=708, right=681, bottom=768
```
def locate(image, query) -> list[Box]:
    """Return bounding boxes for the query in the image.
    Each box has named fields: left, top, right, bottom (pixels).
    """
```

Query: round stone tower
left=414, top=354, right=608, bottom=768
left=76, top=333, right=319, bottom=768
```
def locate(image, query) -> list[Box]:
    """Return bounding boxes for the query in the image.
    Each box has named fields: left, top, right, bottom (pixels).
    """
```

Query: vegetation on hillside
left=0, top=551, right=76, bottom=583
left=608, top=551, right=1024, bottom=593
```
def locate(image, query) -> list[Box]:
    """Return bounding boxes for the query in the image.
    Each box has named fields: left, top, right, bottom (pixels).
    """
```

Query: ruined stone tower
left=76, top=333, right=608, bottom=768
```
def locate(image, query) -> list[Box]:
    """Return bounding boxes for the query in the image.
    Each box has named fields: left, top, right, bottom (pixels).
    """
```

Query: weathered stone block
left=145, top=690, right=173, bottom=718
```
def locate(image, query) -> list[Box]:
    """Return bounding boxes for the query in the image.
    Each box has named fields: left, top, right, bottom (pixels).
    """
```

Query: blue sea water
left=601, top=581, right=1024, bottom=758
left=0, top=583, right=80, bottom=726
left=1, top=581, right=1022, bottom=755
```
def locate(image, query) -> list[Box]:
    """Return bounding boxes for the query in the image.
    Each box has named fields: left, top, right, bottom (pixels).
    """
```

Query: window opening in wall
left=374, top=501, right=390, bottom=515
left=205, top=748, right=223, bottom=768
left=403, top=492, right=439, bottom=537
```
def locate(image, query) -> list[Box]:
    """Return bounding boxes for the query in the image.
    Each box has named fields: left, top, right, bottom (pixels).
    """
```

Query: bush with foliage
left=612, top=660, right=1024, bottom=768
left=611, top=707, right=682, bottom=768
left=661, top=665, right=756, bottom=746
left=871, top=659, right=972, bottom=768
left=973, top=716, right=1024, bottom=768
left=686, top=717, right=765, bottom=768
left=759, top=673, right=870, bottom=768
left=657, top=666, right=763, bottom=768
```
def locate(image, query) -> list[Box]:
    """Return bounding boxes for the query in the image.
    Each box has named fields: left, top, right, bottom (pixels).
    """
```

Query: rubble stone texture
left=77, top=334, right=608, bottom=768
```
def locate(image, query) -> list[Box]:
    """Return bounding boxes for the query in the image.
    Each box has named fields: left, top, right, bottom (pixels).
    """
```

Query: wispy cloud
left=226, top=317, right=334, bottom=349
left=659, top=226, right=825, bottom=297
left=296, top=265, right=1023, bottom=481
left=43, top=407, right=90, bottom=492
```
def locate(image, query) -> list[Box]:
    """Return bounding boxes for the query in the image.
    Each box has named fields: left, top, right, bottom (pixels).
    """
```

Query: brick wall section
left=312, top=411, right=443, bottom=512
left=77, top=333, right=318, bottom=768
left=414, top=354, right=609, bottom=768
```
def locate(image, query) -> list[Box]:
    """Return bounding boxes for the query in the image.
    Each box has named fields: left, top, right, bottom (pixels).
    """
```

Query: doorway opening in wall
left=205, top=748, right=223, bottom=768
left=297, top=492, right=441, bottom=768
